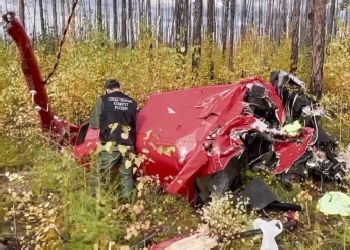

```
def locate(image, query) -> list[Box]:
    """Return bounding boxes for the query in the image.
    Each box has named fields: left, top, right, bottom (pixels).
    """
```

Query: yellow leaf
left=118, top=145, right=129, bottom=157
left=122, top=125, right=131, bottom=133
left=143, top=129, right=153, bottom=141
left=105, top=141, right=115, bottom=152
left=108, top=123, right=119, bottom=133
left=121, top=132, right=129, bottom=140
left=134, top=157, right=142, bottom=167
left=125, top=160, right=132, bottom=169
left=157, top=146, right=176, bottom=156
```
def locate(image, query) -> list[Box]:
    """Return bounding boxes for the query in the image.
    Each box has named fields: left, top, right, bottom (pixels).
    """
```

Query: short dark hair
left=104, top=79, right=121, bottom=90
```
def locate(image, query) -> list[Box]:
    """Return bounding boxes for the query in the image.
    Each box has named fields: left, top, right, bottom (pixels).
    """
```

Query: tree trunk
left=333, top=0, right=339, bottom=37
left=113, top=0, right=118, bottom=43
left=229, top=0, right=236, bottom=70
left=274, top=0, right=281, bottom=43
left=78, top=1, right=83, bottom=39
left=288, top=0, right=294, bottom=36
left=105, top=0, right=110, bottom=37
left=258, top=0, right=263, bottom=35
left=66, top=0, right=76, bottom=39
left=32, top=0, right=37, bottom=42
left=147, top=0, right=152, bottom=28
left=311, top=0, right=327, bottom=98
left=266, top=0, right=272, bottom=36
left=192, top=0, right=203, bottom=74
left=207, top=0, right=215, bottom=79
left=241, top=0, right=247, bottom=39
left=299, top=0, right=306, bottom=43
left=328, top=0, right=336, bottom=40
left=250, top=0, right=254, bottom=25
left=97, top=0, right=103, bottom=32
left=158, top=0, right=163, bottom=43
left=18, top=0, right=25, bottom=28
left=60, top=0, right=66, bottom=35
left=222, top=0, right=229, bottom=54
left=188, top=0, right=192, bottom=46
left=302, top=0, right=313, bottom=81
left=346, top=5, right=349, bottom=36
left=271, top=0, right=275, bottom=40
left=138, top=0, right=143, bottom=29
left=129, top=0, right=135, bottom=47
left=52, top=0, right=58, bottom=40
left=282, top=0, right=287, bottom=35
left=305, top=0, right=313, bottom=47
left=171, top=1, right=176, bottom=46
left=290, top=0, right=301, bottom=72
left=38, top=0, right=46, bottom=39
left=121, top=0, right=127, bottom=47
left=175, top=0, right=188, bottom=55
left=207, top=0, right=214, bottom=38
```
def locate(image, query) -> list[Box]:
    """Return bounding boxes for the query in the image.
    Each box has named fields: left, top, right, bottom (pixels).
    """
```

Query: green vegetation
left=1, top=34, right=350, bottom=249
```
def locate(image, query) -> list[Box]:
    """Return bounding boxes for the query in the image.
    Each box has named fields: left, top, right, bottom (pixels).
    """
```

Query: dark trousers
left=93, top=145, right=134, bottom=199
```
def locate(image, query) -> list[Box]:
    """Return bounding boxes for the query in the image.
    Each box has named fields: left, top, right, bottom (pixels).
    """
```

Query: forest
left=1, top=0, right=350, bottom=249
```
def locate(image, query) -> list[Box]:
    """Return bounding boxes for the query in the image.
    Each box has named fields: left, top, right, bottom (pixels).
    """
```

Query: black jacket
left=99, top=91, right=137, bottom=147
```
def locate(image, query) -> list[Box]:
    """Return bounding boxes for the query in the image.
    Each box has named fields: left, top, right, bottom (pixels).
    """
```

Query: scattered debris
left=282, top=120, right=302, bottom=137
left=253, top=218, right=283, bottom=250
left=150, top=225, right=218, bottom=250
left=317, top=191, right=350, bottom=216
left=164, top=234, right=216, bottom=250
left=242, top=178, right=301, bottom=211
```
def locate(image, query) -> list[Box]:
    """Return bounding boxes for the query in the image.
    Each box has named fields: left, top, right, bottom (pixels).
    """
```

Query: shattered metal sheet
left=136, top=77, right=313, bottom=200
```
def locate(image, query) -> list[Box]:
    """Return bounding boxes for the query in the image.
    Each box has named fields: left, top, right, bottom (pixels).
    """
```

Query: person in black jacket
left=89, top=79, right=137, bottom=200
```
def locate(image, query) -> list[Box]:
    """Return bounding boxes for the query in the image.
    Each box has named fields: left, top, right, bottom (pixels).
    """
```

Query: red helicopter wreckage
left=3, top=12, right=348, bottom=202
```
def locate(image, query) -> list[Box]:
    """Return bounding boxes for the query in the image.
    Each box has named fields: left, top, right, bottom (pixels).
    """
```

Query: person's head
left=104, top=79, right=121, bottom=94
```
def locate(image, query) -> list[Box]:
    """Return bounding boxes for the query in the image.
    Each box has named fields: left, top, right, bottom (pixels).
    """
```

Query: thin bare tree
left=305, top=0, right=313, bottom=47
left=266, top=0, right=272, bottom=36
left=258, top=0, right=262, bottom=35
left=281, top=0, right=287, bottom=35
left=207, top=0, right=215, bottom=79
left=192, top=0, right=203, bottom=73
left=147, top=0, right=152, bottom=28
left=121, top=0, right=127, bottom=46
left=241, top=0, right=247, bottom=39
left=229, top=0, right=236, bottom=70
left=18, top=0, right=25, bottom=27
left=328, top=0, right=336, bottom=40
left=97, top=0, right=103, bottom=32
left=60, top=0, right=66, bottom=34
left=105, top=0, right=110, bottom=37
left=52, top=0, right=58, bottom=40
left=113, top=0, right=118, bottom=42
left=250, top=0, right=254, bottom=25
left=333, top=0, right=339, bottom=37
left=222, top=0, right=229, bottom=55
left=175, top=0, right=189, bottom=55
left=38, top=0, right=46, bottom=39
left=158, top=0, right=163, bottom=43
left=129, top=0, right=135, bottom=47
left=312, top=0, right=327, bottom=98
left=290, top=0, right=301, bottom=72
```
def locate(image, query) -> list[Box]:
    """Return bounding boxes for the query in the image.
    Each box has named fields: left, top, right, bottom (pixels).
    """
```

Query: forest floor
left=1, top=139, right=350, bottom=249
